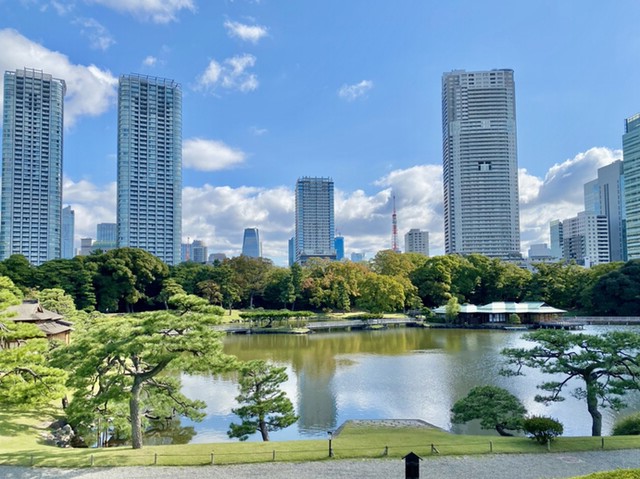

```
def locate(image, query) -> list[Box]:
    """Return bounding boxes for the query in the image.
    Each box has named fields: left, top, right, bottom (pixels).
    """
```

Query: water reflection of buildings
left=193, top=328, right=637, bottom=440
left=295, top=366, right=338, bottom=434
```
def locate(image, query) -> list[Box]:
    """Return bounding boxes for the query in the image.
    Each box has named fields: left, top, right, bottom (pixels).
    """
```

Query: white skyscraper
left=295, top=177, right=336, bottom=263
left=117, top=74, right=182, bottom=265
left=404, top=229, right=429, bottom=256
left=442, top=69, right=521, bottom=258
left=1, top=68, right=65, bottom=265
left=561, top=211, right=610, bottom=266
left=583, top=160, right=626, bottom=262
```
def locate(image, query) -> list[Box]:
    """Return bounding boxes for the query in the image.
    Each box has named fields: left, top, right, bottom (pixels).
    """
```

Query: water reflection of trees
left=144, top=418, right=196, bottom=446
left=222, top=329, right=531, bottom=435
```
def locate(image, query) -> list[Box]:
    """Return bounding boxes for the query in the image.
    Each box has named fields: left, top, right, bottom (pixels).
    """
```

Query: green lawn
left=573, top=472, right=640, bottom=479
left=1, top=410, right=639, bottom=468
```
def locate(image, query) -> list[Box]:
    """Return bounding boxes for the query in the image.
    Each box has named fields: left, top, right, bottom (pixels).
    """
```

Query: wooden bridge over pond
left=216, top=318, right=423, bottom=334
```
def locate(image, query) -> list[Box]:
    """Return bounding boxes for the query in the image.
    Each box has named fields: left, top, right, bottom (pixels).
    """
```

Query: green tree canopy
left=356, top=272, right=405, bottom=313
left=501, top=329, right=640, bottom=436
left=38, top=288, right=77, bottom=316
left=226, top=256, right=273, bottom=308
left=228, top=360, right=298, bottom=441
left=0, top=255, right=36, bottom=293
left=0, top=276, right=66, bottom=408
left=410, top=255, right=476, bottom=307
left=589, top=260, right=640, bottom=315
left=263, top=268, right=295, bottom=309
left=525, top=262, right=589, bottom=310
left=451, top=385, right=527, bottom=436
left=444, top=296, right=460, bottom=324
left=35, top=258, right=97, bottom=311
left=53, top=303, right=236, bottom=449
left=370, top=250, right=427, bottom=277
left=301, top=260, right=368, bottom=312
left=87, top=248, right=169, bottom=312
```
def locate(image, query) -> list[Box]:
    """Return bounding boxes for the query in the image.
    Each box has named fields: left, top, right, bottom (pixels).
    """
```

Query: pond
left=179, top=325, right=640, bottom=443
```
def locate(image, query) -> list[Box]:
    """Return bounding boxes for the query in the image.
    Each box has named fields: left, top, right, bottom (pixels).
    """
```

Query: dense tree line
left=0, top=248, right=638, bottom=315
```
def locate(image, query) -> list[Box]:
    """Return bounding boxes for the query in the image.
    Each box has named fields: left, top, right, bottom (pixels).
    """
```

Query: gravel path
left=1, top=450, right=639, bottom=479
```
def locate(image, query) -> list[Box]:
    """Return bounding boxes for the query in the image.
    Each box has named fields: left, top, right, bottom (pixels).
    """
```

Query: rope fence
left=1, top=436, right=638, bottom=468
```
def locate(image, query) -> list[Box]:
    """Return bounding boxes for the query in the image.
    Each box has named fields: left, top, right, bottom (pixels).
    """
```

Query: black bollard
left=402, top=452, right=422, bottom=479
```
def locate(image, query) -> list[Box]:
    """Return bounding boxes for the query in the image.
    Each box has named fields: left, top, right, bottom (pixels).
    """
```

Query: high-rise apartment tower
left=442, top=69, right=521, bottom=258
left=117, top=74, right=182, bottom=265
left=1, top=68, right=66, bottom=265
left=295, top=177, right=336, bottom=263
left=404, top=229, right=430, bottom=256
left=623, top=114, right=640, bottom=259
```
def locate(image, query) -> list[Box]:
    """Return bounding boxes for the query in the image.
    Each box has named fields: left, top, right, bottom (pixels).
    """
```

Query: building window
left=479, top=161, right=492, bottom=172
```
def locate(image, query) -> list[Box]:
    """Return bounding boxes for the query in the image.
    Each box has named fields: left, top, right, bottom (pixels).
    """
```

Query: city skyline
left=0, top=2, right=639, bottom=265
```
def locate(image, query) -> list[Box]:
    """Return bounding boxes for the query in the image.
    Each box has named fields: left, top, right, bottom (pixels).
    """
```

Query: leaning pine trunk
left=259, top=418, right=270, bottom=441
left=495, top=424, right=514, bottom=437
left=130, top=378, right=144, bottom=449
left=586, top=375, right=602, bottom=436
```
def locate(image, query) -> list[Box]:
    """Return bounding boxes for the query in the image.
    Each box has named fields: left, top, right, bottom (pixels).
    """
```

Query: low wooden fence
left=2, top=436, right=639, bottom=467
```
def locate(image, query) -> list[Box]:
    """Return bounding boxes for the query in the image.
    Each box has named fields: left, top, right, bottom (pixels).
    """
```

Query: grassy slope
left=574, top=472, right=640, bottom=479
left=1, top=410, right=639, bottom=468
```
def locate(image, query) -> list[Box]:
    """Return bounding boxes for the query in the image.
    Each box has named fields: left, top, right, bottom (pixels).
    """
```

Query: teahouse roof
left=433, top=302, right=566, bottom=315
left=6, top=300, right=64, bottom=322
left=3, top=300, right=72, bottom=338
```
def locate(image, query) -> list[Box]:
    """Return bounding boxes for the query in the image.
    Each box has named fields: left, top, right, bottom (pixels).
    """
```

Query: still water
left=180, top=326, right=640, bottom=443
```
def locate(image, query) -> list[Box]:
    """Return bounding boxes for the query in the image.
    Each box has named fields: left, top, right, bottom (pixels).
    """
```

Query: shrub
left=346, top=313, right=383, bottom=320
left=612, top=412, right=640, bottom=436
left=522, top=415, right=563, bottom=444
left=507, top=313, right=521, bottom=324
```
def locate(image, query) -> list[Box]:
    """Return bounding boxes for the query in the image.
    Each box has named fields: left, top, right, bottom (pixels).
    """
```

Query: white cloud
left=196, top=54, right=258, bottom=93
left=183, top=138, right=247, bottom=172
left=250, top=126, right=268, bottom=136
left=518, top=147, right=622, bottom=253
left=224, top=20, right=268, bottom=44
left=142, top=55, right=157, bottom=67
left=338, top=80, right=373, bottom=101
left=51, top=0, right=75, bottom=15
left=0, top=28, right=117, bottom=127
left=89, top=0, right=195, bottom=23
left=63, top=178, right=116, bottom=243
left=181, top=184, right=294, bottom=261
left=75, top=17, right=115, bottom=51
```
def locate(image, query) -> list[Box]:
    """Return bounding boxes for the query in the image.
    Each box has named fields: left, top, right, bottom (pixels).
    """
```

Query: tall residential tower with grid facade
left=442, top=69, right=521, bottom=258
left=1, top=68, right=65, bottom=265
left=295, top=177, right=336, bottom=264
left=117, top=74, right=182, bottom=265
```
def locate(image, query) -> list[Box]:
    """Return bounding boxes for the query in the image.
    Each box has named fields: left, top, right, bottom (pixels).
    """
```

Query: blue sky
left=0, top=0, right=638, bottom=265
